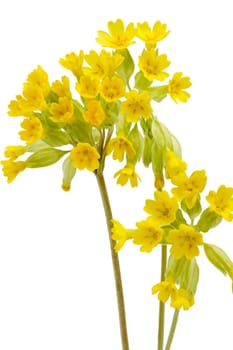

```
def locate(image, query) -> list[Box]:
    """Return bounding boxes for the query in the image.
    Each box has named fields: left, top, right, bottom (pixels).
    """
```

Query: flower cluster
left=1, top=19, right=191, bottom=189
left=112, top=150, right=233, bottom=310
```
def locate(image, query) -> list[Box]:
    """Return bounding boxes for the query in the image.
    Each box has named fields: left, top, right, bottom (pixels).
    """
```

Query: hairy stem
left=157, top=244, right=167, bottom=350
left=165, top=309, right=180, bottom=350
left=95, top=171, right=129, bottom=350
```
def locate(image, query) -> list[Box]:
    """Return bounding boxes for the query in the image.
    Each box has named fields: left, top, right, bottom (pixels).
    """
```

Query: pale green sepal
left=62, top=156, right=76, bottom=190
left=26, top=148, right=68, bottom=168
left=181, top=197, right=202, bottom=221
left=116, top=49, right=134, bottom=84
left=204, top=243, right=233, bottom=275
left=43, top=128, right=71, bottom=147
left=127, top=124, right=143, bottom=162
left=26, top=140, right=51, bottom=152
left=196, top=208, right=222, bottom=232
left=151, top=138, right=165, bottom=173
left=134, top=71, right=152, bottom=90
left=142, top=134, right=152, bottom=167
left=146, top=85, right=168, bottom=102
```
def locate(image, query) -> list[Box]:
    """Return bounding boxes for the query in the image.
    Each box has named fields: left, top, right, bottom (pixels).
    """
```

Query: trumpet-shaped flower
left=96, top=19, right=136, bottom=49
left=83, top=100, right=106, bottom=126
left=4, top=145, right=26, bottom=160
left=23, top=83, right=47, bottom=111
left=106, top=135, right=135, bottom=161
left=59, top=51, right=84, bottom=78
left=138, top=49, right=170, bottom=81
left=75, top=75, right=99, bottom=99
left=133, top=218, right=163, bottom=252
left=51, top=76, right=72, bottom=98
left=168, top=72, right=192, bottom=103
left=111, top=219, right=134, bottom=251
left=121, top=90, right=152, bottom=122
left=166, top=224, right=204, bottom=259
left=70, top=143, right=100, bottom=171
left=100, top=76, right=125, bottom=102
left=144, top=190, right=178, bottom=225
left=165, top=150, right=187, bottom=180
left=1, top=160, right=26, bottom=183
left=171, top=288, right=194, bottom=310
left=19, top=117, right=44, bottom=144
left=27, top=65, right=50, bottom=97
left=114, top=163, right=141, bottom=187
left=84, top=50, right=124, bottom=78
left=206, top=185, right=233, bottom=221
left=50, top=97, right=74, bottom=123
left=172, top=170, right=207, bottom=209
left=136, top=21, right=170, bottom=49
left=152, top=279, right=177, bottom=303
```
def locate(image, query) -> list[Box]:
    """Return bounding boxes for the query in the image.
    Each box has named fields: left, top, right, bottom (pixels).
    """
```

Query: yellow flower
left=8, top=95, right=30, bottom=117
left=111, top=219, right=134, bottom=251
left=106, top=135, right=135, bottom=161
left=138, top=49, right=170, bottom=81
left=83, top=100, right=106, bottom=126
left=96, top=19, right=136, bottom=49
left=114, top=163, right=141, bottom=187
left=206, top=185, right=233, bottom=221
left=168, top=72, right=192, bottom=103
left=59, top=51, right=84, bottom=78
left=50, top=97, right=74, bottom=123
left=19, top=117, right=44, bottom=144
left=136, top=21, right=170, bottom=49
left=75, top=75, right=99, bottom=99
left=120, top=90, right=152, bottom=122
left=133, top=217, right=163, bottom=252
left=152, top=279, right=177, bottom=303
left=51, top=76, right=72, bottom=98
left=172, top=170, right=207, bottom=209
left=165, top=150, right=187, bottom=180
left=27, top=65, right=50, bottom=97
left=70, top=143, right=100, bottom=171
left=1, top=160, right=26, bottom=183
left=100, top=76, right=125, bottom=102
left=22, top=83, right=47, bottom=111
left=84, top=50, right=124, bottom=78
left=171, top=288, right=194, bottom=310
left=166, top=224, right=204, bottom=259
left=4, top=145, right=26, bottom=160
left=144, top=190, right=178, bottom=225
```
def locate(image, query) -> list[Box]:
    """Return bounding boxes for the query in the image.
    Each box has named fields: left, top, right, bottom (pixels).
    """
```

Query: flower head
left=1, top=160, right=26, bottom=183
left=120, top=90, right=152, bottom=122
left=96, top=19, right=136, bottom=49
left=144, top=190, right=178, bottom=225
left=168, top=72, right=192, bottom=103
left=166, top=224, right=203, bottom=259
left=114, top=163, right=141, bottom=187
left=4, top=145, right=26, bottom=160
left=70, top=143, right=100, bottom=171
left=100, top=76, right=125, bottom=102
left=106, top=135, right=135, bottom=162
left=206, top=185, right=233, bottom=221
left=83, top=100, right=106, bottom=126
left=27, top=65, right=50, bottom=97
left=133, top=218, right=163, bottom=252
left=75, top=75, right=99, bottom=99
left=138, top=49, right=170, bottom=81
left=165, top=150, right=187, bottom=180
left=137, top=21, right=170, bottom=49
left=19, top=117, right=44, bottom=144
left=171, top=288, right=194, bottom=310
left=49, top=97, right=74, bottom=123
left=59, top=51, right=84, bottom=78
left=152, top=279, right=177, bottom=303
left=111, top=219, right=134, bottom=251
left=51, top=76, right=72, bottom=98
left=84, top=50, right=124, bottom=78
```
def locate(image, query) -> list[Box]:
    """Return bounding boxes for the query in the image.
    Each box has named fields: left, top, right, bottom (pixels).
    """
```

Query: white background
left=0, top=0, right=233, bottom=349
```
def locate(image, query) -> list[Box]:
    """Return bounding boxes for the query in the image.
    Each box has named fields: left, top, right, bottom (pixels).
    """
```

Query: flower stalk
left=157, top=244, right=167, bottom=350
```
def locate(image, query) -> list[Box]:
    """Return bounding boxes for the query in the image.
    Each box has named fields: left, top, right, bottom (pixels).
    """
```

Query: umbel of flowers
left=2, top=19, right=233, bottom=350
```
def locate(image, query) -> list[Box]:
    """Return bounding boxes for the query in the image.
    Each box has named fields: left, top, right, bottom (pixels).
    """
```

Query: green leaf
left=26, top=148, right=68, bottom=168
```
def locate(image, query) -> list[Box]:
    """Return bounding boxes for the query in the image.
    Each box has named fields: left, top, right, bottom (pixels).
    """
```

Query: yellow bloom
left=83, top=100, right=106, bottom=126
left=144, top=190, right=178, bottom=225
left=111, top=219, right=134, bottom=251
left=114, top=163, right=141, bottom=187
left=8, top=95, right=30, bottom=117
left=51, top=76, right=72, bottom=98
left=19, top=117, right=44, bottom=144
left=27, top=65, right=50, bottom=97
left=50, top=97, right=74, bottom=123
left=137, top=21, right=170, bottom=49
left=133, top=218, right=163, bottom=252
left=165, top=150, right=187, bottom=180
left=120, top=90, right=152, bottom=122
left=1, top=160, right=26, bottom=183
left=152, top=279, right=177, bottom=303
left=84, top=50, right=124, bottom=78
left=70, top=143, right=100, bottom=171
left=171, top=288, right=194, bottom=310
left=75, top=75, right=99, bottom=99
left=172, top=170, right=207, bottom=209
left=100, top=76, right=125, bottom=102
left=138, top=49, right=170, bottom=81
left=4, top=145, right=26, bottom=160
left=168, top=72, right=192, bottom=103
left=59, top=51, right=84, bottom=78
left=166, top=224, right=203, bottom=259
left=106, top=135, right=135, bottom=161
left=206, top=185, right=233, bottom=221
left=96, top=19, right=136, bottom=49
left=23, top=83, right=47, bottom=111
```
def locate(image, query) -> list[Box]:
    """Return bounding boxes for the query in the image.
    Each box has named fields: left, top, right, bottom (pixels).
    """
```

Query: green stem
left=157, top=244, right=167, bottom=350
left=165, top=309, right=180, bottom=350
left=95, top=171, right=129, bottom=350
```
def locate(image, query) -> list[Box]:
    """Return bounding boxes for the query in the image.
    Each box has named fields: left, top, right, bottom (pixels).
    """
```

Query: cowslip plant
left=1, top=19, right=233, bottom=350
